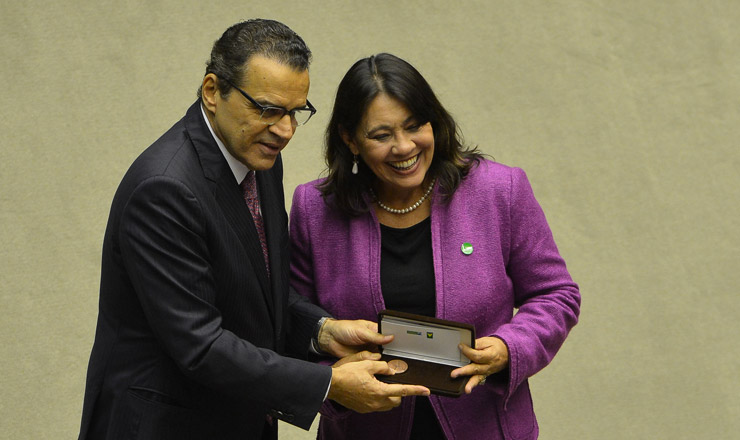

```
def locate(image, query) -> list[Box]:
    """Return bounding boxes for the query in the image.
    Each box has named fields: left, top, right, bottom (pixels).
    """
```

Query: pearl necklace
left=370, top=179, right=436, bottom=215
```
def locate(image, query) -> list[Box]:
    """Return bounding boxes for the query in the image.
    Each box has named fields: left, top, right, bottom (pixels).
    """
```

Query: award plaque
left=377, top=310, right=475, bottom=397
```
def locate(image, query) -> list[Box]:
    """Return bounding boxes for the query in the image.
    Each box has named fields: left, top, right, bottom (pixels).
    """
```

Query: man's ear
left=340, top=127, right=360, bottom=155
left=201, top=73, right=220, bottom=114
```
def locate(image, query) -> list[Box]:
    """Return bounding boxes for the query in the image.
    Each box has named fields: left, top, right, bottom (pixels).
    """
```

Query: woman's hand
left=450, top=336, right=509, bottom=394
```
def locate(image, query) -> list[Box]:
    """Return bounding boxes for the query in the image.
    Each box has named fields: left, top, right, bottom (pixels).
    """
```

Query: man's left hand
left=318, top=319, right=393, bottom=358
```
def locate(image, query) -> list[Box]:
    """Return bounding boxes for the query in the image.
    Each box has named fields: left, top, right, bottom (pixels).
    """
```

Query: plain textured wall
left=1, top=1, right=738, bottom=439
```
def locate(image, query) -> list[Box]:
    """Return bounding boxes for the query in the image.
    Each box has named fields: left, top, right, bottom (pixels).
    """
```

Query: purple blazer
left=290, top=160, right=580, bottom=440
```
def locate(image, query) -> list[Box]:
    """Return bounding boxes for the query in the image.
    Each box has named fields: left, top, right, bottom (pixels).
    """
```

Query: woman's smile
left=388, top=154, right=420, bottom=171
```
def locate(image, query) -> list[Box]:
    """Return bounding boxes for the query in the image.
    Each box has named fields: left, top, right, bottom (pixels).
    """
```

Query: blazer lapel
left=256, top=168, right=285, bottom=333
left=215, top=173, right=273, bottom=307
left=184, top=102, right=274, bottom=317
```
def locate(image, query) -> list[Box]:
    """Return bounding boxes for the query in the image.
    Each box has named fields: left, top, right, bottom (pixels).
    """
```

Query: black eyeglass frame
left=220, top=77, right=316, bottom=126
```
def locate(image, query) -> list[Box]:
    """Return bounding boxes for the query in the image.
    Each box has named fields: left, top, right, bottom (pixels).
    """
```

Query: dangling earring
left=351, top=155, right=359, bottom=175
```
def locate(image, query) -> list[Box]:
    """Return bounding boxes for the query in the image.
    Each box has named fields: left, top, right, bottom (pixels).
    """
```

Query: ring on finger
left=479, top=374, right=488, bottom=385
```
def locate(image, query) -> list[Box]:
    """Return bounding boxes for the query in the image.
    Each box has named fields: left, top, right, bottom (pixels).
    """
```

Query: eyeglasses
left=221, top=77, right=316, bottom=126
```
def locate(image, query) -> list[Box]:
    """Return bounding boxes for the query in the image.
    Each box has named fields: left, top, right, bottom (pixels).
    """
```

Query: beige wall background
left=1, top=1, right=738, bottom=438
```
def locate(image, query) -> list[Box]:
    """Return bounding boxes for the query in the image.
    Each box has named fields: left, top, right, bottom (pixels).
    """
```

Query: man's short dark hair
left=197, top=19, right=312, bottom=98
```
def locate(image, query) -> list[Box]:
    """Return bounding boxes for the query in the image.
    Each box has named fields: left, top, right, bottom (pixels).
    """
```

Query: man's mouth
left=389, top=154, right=419, bottom=171
left=259, top=141, right=284, bottom=152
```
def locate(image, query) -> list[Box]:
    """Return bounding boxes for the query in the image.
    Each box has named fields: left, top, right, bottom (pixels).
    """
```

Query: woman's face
left=344, top=94, right=435, bottom=200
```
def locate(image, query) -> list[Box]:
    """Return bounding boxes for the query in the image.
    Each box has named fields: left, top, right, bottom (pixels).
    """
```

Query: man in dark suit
left=79, top=19, right=429, bottom=440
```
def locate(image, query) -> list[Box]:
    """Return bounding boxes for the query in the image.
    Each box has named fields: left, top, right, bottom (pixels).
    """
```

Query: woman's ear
left=340, top=127, right=360, bottom=155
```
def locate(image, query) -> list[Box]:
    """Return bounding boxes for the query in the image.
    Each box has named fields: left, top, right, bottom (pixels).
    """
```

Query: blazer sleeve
left=491, top=167, right=581, bottom=406
left=119, top=175, right=330, bottom=429
left=286, top=288, right=332, bottom=359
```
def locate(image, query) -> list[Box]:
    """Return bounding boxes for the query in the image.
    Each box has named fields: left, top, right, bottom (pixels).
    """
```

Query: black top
left=379, top=217, right=436, bottom=317
left=379, top=217, right=445, bottom=438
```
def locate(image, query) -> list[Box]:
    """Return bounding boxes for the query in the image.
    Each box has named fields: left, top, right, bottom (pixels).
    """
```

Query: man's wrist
left=312, top=317, right=331, bottom=354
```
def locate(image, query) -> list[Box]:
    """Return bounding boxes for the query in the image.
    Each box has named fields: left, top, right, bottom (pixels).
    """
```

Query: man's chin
left=246, top=155, right=279, bottom=171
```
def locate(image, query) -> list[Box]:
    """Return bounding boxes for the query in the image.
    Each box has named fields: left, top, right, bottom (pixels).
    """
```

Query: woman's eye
left=406, top=123, right=422, bottom=132
left=372, top=134, right=390, bottom=141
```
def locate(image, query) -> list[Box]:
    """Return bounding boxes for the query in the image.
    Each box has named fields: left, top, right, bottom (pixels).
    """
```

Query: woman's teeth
left=390, top=155, right=418, bottom=170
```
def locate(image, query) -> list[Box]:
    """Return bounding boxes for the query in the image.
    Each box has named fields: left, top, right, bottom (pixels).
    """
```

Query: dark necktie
left=241, top=171, right=270, bottom=277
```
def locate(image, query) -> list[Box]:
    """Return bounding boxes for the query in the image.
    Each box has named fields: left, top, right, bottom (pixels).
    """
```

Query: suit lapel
left=215, top=173, right=273, bottom=307
left=184, top=102, right=275, bottom=318
left=257, top=168, right=285, bottom=334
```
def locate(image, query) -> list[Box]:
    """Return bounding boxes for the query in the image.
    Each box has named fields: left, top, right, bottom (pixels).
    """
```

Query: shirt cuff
left=324, top=370, right=332, bottom=401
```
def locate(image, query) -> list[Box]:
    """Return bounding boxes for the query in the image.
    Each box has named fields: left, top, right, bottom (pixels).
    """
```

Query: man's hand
left=450, top=336, right=509, bottom=394
left=328, top=352, right=430, bottom=413
left=318, top=319, right=393, bottom=358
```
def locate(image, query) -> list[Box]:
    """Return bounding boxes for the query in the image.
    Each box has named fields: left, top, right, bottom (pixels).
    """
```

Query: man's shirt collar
left=200, top=104, right=249, bottom=184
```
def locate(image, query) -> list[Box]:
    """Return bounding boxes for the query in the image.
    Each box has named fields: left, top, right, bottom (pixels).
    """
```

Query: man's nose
left=269, top=113, right=296, bottom=140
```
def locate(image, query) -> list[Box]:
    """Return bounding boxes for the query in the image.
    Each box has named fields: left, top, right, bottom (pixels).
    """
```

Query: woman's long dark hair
left=319, top=53, right=484, bottom=216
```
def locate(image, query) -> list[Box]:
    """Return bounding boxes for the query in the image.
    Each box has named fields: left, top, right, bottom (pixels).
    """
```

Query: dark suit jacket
left=79, top=102, right=332, bottom=440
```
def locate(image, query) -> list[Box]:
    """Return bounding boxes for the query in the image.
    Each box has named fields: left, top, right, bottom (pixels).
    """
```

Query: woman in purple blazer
left=290, top=53, right=580, bottom=440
